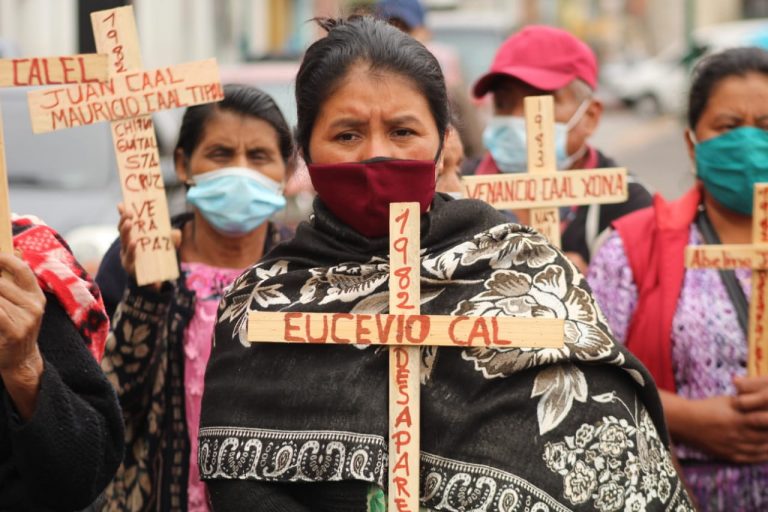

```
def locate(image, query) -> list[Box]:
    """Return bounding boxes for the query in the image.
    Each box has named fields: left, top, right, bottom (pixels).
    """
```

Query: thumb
left=171, top=229, right=182, bottom=250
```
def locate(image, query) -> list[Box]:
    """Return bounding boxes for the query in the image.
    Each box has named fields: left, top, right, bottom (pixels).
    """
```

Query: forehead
left=706, top=72, right=768, bottom=109
left=198, top=109, right=279, bottom=147
left=317, top=63, right=432, bottom=119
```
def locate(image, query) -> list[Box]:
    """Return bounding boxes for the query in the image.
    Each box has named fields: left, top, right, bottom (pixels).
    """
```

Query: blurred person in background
left=436, top=125, right=465, bottom=197
left=96, top=84, right=295, bottom=512
left=472, top=26, right=652, bottom=272
left=589, top=47, right=768, bottom=511
left=375, top=0, right=485, bottom=159
left=0, top=216, right=123, bottom=511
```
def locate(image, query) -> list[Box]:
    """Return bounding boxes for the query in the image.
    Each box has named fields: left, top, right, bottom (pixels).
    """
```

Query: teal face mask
left=186, top=167, right=286, bottom=236
left=694, top=126, right=768, bottom=215
left=482, top=99, right=590, bottom=173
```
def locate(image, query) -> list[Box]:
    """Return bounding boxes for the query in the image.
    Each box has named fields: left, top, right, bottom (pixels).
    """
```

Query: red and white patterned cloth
left=11, top=215, right=109, bottom=361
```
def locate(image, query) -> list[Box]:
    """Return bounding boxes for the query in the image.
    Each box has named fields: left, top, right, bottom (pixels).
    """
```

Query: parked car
left=603, top=18, right=768, bottom=115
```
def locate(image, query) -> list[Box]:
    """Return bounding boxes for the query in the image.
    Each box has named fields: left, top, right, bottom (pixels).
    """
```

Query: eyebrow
left=201, top=142, right=273, bottom=153
left=327, top=115, right=425, bottom=131
left=712, top=113, right=743, bottom=123
left=384, top=115, right=423, bottom=126
left=328, top=118, right=366, bottom=131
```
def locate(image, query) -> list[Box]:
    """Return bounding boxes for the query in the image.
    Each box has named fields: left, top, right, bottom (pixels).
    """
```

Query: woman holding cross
left=199, top=16, right=694, bottom=511
left=96, top=84, right=295, bottom=512
left=0, top=217, right=123, bottom=511
left=589, top=47, right=768, bottom=511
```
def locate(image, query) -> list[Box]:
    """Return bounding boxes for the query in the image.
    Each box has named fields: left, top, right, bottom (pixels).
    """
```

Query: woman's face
left=688, top=72, right=768, bottom=152
left=308, top=63, right=442, bottom=165
left=176, top=109, right=287, bottom=183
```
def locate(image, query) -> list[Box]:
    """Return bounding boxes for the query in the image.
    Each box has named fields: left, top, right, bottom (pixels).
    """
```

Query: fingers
left=733, top=375, right=768, bottom=394
left=118, top=211, right=134, bottom=243
left=730, top=443, right=768, bottom=464
left=0, top=254, right=43, bottom=295
left=170, top=229, right=182, bottom=250
left=118, top=205, right=138, bottom=276
left=733, top=390, right=768, bottom=413
left=0, top=291, right=45, bottom=372
left=0, top=291, right=42, bottom=333
left=742, top=410, right=768, bottom=430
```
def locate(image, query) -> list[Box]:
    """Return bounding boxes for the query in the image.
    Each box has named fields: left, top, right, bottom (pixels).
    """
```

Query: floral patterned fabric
left=99, top=220, right=290, bottom=512
left=589, top=226, right=765, bottom=511
left=199, top=195, right=694, bottom=511
left=181, top=262, right=245, bottom=512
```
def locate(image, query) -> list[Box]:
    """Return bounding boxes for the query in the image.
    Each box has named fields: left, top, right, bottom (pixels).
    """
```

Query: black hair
left=175, top=83, right=295, bottom=171
left=295, top=16, right=449, bottom=161
left=688, top=47, right=768, bottom=129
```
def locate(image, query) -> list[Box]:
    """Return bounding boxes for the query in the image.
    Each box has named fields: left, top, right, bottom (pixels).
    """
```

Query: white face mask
left=186, top=167, right=286, bottom=236
left=482, top=98, right=591, bottom=173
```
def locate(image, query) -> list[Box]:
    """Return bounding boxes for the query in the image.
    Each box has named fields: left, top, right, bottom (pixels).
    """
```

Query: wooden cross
left=0, top=53, right=109, bottom=254
left=462, top=95, right=629, bottom=248
left=685, top=183, right=768, bottom=376
left=25, top=6, right=225, bottom=285
left=248, top=202, right=565, bottom=511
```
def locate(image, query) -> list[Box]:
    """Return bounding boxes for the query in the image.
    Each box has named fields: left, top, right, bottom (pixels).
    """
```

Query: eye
left=392, top=128, right=416, bottom=138
left=207, top=148, right=233, bottom=160
left=334, top=132, right=360, bottom=143
left=248, top=150, right=269, bottom=162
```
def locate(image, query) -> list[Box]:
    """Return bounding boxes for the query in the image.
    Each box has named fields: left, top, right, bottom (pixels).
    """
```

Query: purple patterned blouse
left=588, top=225, right=767, bottom=511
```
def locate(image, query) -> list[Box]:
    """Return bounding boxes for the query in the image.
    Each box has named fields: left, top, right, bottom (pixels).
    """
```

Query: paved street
left=592, top=107, right=695, bottom=200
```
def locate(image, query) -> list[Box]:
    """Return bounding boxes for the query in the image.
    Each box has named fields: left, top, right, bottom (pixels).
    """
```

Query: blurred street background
left=2, top=0, right=768, bottom=268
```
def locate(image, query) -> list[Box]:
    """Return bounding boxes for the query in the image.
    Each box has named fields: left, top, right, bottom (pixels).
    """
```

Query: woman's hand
left=0, top=253, right=46, bottom=420
left=662, top=390, right=768, bottom=464
left=564, top=251, right=588, bottom=275
left=117, top=203, right=181, bottom=287
left=117, top=202, right=138, bottom=279
left=733, top=375, right=768, bottom=413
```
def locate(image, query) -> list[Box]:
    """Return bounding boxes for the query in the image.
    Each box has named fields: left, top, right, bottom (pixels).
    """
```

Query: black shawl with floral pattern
left=199, top=194, right=694, bottom=511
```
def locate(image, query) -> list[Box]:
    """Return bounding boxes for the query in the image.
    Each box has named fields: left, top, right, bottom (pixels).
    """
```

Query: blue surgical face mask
left=692, top=126, right=768, bottom=215
left=186, top=167, right=286, bottom=236
left=483, top=99, right=591, bottom=173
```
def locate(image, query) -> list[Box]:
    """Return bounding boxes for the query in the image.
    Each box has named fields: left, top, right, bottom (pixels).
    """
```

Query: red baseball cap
left=473, top=25, right=598, bottom=98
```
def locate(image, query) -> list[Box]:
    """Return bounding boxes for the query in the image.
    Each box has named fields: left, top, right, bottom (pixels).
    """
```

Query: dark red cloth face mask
left=307, top=158, right=436, bottom=238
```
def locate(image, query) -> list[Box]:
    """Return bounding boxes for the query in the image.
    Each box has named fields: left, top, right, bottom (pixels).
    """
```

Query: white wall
left=0, top=0, right=77, bottom=56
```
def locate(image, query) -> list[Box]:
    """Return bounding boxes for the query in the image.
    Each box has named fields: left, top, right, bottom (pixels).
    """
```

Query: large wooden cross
left=247, top=202, right=565, bottom=511
left=25, top=6, right=225, bottom=285
left=685, top=183, right=768, bottom=376
left=0, top=53, right=108, bottom=254
left=462, top=95, right=628, bottom=248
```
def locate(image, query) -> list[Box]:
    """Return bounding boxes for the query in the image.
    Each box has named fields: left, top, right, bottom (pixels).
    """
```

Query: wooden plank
left=388, top=202, right=420, bottom=512
left=27, top=59, right=223, bottom=134
left=92, top=5, right=183, bottom=286
left=685, top=244, right=768, bottom=270
left=247, top=311, right=565, bottom=348
left=462, top=168, right=628, bottom=210
left=0, top=111, right=13, bottom=254
left=525, top=96, right=561, bottom=247
left=93, top=6, right=143, bottom=71
left=0, top=54, right=108, bottom=87
left=750, top=184, right=768, bottom=376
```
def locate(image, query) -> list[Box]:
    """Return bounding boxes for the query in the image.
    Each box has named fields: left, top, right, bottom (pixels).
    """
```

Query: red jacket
left=612, top=186, right=703, bottom=392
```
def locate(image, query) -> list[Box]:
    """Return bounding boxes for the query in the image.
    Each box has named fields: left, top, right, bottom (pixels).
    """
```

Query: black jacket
left=0, top=293, right=124, bottom=511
